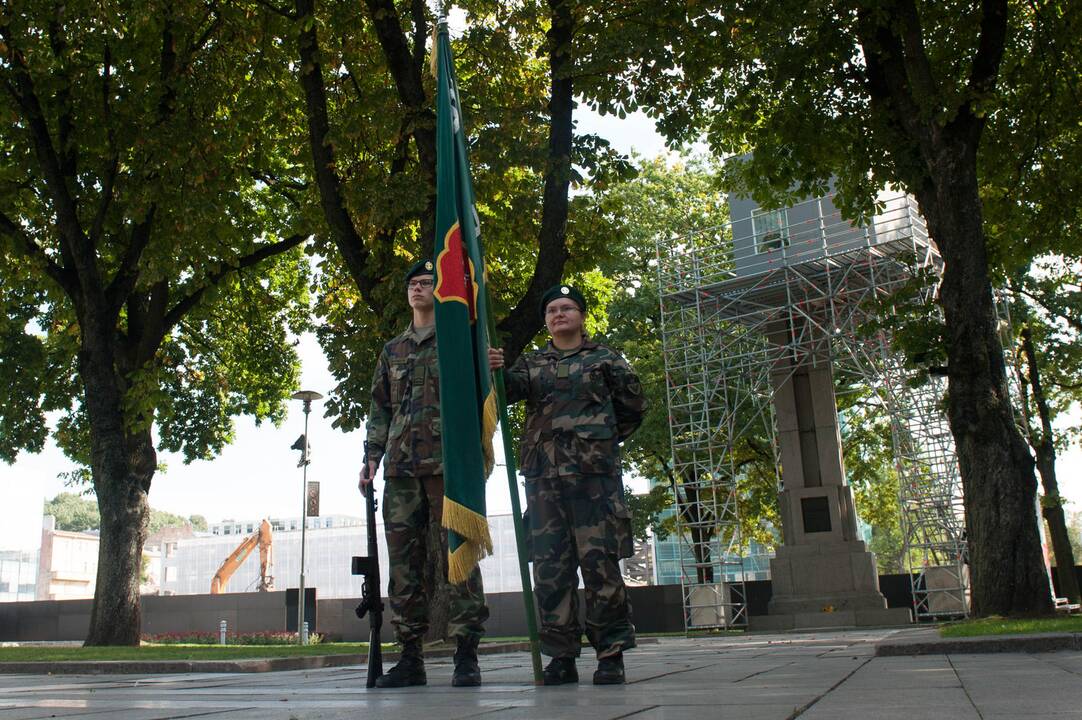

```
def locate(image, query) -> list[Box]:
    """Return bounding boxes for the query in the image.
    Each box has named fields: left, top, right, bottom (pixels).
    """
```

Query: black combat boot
left=542, top=656, right=578, bottom=686
left=375, top=642, right=426, bottom=688
left=451, top=635, right=482, bottom=687
left=592, top=652, right=625, bottom=685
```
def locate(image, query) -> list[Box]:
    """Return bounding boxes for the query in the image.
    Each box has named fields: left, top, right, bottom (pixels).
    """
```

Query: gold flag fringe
left=481, top=388, right=498, bottom=477
left=444, top=497, right=493, bottom=584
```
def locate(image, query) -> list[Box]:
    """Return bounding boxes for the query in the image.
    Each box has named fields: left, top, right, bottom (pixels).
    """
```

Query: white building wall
left=166, top=513, right=527, bottom=598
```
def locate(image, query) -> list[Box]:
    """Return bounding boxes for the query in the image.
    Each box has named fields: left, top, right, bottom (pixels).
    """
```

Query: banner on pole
left=432, top=21, right=496, bottom=583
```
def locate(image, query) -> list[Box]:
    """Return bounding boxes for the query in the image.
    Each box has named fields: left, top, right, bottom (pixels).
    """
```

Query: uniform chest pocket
left=530, top=360, right=558, bottom=401
left=577, top=367, right=608, bottom=401
left=389, top=362, right=410, bottom=403
left=416, top=354, right=439, bottom=404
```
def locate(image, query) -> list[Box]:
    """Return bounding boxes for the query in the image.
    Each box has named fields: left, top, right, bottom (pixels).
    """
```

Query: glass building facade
left=0, top=550, right=37, bottom=602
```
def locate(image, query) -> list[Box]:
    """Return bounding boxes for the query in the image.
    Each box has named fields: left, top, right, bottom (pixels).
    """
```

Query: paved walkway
left=1, top=629, right=1080, bottom=719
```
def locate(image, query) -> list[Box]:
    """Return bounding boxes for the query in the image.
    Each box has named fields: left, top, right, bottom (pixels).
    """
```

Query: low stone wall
left=323, top=583, right=686, bottom=641
left=1, top=585, right=688, bottom=642
left=0, top=572, right=951, bottom=642
left=0, top=592, right=292, bottom=642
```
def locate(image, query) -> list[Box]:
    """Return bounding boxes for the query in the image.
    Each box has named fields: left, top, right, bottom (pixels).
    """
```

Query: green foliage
left=980, top=2, right=1082, bottom=270
left=1067, top=511, right=1082, bottom=563
left=154, top=255, right=312, bottom=463
left=300, top=0, right=635, bottom=431
left=45, top=491, right=207, bottom=535
left=842, top=398, right=904, bottom=573
left=589, top=156, right=740, bottom=543
left=143, top=631, right=323, bottom=646
left=1006, top=261, right=1082, bottom=454
left=0, top=0, right=311, bottom=468
left=579, top=0, right=1081, bottom=233
left=43, top=492, right=100, bottom=533
left=594, top=155, right=728, bottom=468
left=140, top=555, right=151, bottom=585
left=146, top=510, right=188, bottom=536
left=625, top=485, right=673, bottom=543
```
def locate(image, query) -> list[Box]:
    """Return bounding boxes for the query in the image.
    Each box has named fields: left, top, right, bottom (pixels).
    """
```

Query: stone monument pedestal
left=750, top=540, right=912, bottom=631
left=750, top=354, right=911, bottom=631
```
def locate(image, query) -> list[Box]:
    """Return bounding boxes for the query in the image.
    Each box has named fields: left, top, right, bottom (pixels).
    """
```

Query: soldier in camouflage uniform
left=361, top=259, right=489, bottom=688
left=489, top=284, right=645, bottom=686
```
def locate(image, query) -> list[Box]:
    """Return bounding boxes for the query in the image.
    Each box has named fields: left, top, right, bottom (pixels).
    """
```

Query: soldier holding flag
left=489, top=284, right=646, bottom=686
left=361, top=259, right=489, bottom=688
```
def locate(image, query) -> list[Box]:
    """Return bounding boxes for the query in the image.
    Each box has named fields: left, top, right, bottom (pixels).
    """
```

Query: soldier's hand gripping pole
left=352, top=441, right=383, bottom=688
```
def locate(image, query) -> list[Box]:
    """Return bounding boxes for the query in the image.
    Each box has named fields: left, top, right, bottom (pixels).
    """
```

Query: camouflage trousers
left=525, top=472, right=635, bottom=660
left=383, top=475, right=488, bottom=645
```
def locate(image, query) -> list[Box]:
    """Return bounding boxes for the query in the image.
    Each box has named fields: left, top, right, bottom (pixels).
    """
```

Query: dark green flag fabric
left=432, top=21, right=495, bottom=583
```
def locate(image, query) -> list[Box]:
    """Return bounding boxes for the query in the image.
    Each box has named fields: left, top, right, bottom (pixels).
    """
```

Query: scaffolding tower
left=657, top=192, right=968, bottom=631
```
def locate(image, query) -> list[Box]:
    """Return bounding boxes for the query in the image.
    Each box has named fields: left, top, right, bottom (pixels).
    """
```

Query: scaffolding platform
left=657, top=191, right=969, bottom=630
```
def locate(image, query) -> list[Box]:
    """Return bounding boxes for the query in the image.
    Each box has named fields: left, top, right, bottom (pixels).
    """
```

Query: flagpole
left=487, top=325, right=545, bottom=686
left=431, top=1, right=543, bottom=684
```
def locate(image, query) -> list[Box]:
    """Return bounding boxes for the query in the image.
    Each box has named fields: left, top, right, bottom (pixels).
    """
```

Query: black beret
left=405, top=259, right=435, bottom=282
left=540, top=284, right=586, bottom=318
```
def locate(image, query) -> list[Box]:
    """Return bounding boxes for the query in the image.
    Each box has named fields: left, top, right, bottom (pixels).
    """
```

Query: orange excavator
left=210, top=518, right=274, bottom=594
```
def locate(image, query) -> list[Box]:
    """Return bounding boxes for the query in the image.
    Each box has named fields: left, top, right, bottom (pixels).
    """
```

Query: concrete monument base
left=748, top=606, right=913, bottom=631
left=749, top=540, right=912, bottom=631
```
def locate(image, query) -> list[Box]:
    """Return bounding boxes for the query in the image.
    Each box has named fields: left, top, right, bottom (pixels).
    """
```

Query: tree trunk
left=1021, top=326, right=1080, bottom=603
left=85, top=462, right=151, bottom=645
left=918, top=148, right=1052, bottom=617
left=673, top=471, right=714, bottom=584
left=423, top=520, right=451, bottom=643
left=79, top=322, right=155, bottom=646
left=496, top=0, right=575, bottom=362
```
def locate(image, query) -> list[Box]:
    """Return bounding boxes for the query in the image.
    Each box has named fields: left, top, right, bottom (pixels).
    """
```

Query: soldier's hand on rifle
left=359, top=459, right=378, bottom=490
left=487, top=346, right=504, bottom=370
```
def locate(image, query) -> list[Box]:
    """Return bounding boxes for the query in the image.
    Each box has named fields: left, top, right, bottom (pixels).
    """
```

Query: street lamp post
left=291, top=390, right=322, bottom=644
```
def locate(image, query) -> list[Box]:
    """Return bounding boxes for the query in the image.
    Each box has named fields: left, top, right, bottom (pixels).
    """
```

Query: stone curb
left=876, top=632, right=1082, bottom=656
left=0, top=641, right=534, bottom=676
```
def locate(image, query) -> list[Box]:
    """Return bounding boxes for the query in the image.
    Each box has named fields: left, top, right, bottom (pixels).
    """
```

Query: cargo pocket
left=604, top=474, right=634, bottom=560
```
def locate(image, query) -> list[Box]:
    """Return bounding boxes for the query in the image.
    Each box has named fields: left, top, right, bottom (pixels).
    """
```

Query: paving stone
left=0, top=630, right=1077, bottom=720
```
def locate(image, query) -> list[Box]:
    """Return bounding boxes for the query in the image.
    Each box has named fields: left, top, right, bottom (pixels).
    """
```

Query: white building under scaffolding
left=657, top=186, right=968, bottom=631
left=162, top=512, right=546, bottom=598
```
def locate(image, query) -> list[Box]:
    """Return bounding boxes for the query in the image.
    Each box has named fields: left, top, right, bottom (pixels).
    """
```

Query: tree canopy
left=1, top=0, right=312, bottom=643
left=576, top=0, right=1077, bottom=616
left=43, top=492, right=207, bottom=536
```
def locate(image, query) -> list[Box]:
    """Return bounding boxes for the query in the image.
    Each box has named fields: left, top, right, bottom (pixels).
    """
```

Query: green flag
left=432, top=21, right=495, bottom=584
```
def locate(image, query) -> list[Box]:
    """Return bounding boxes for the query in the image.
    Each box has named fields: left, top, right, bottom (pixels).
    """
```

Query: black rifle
left=352, top=441, right=383, bottom=687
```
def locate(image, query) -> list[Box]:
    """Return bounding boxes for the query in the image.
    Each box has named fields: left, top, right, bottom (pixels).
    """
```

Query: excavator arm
left=210, top=519, right=274, bottom=594
left=257, top=519, right=274, bottom=591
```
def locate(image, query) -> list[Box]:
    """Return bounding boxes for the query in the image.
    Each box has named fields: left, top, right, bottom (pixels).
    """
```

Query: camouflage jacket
left=505, top=339, right=645, bottom=479
left=365, top=323, right=442, bottom=477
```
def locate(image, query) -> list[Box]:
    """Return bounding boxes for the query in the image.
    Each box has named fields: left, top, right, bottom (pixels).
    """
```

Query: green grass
left=939, top=615, right=1082, bottom=638
left=0, top=642, right=384, bottom=663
